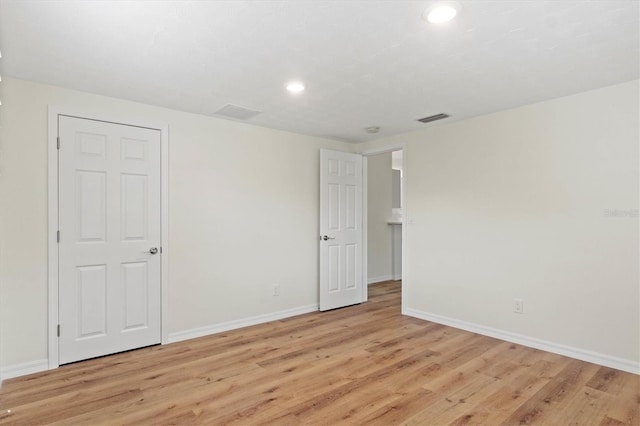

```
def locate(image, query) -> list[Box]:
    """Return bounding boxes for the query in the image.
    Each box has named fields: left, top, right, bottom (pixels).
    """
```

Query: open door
left=319, top=149, right=364, bottom=311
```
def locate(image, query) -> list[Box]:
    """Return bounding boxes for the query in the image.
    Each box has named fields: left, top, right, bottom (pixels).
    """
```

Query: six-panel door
left=319, top=149, right=364, bottom=311
left=58, top=116, right=161, bottom=364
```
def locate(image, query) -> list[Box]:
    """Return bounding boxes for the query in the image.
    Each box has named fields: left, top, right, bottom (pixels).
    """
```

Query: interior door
left=319, top=149, right=364, bottom=311
left=58, top=116, right=161, bottom=364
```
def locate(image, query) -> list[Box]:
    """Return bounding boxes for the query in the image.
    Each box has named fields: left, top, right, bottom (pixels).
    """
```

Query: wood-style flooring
left=0, top=281, right=638, bottom=425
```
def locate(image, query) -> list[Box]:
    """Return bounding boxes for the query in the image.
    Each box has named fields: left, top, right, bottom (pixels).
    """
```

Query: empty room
left=0, top=1, right=638, bottom=424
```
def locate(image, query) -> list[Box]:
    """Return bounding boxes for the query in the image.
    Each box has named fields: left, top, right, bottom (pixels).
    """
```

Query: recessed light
left=286, top=81, right=305, bottom=93
left=423, top=2, right=460, bottom=24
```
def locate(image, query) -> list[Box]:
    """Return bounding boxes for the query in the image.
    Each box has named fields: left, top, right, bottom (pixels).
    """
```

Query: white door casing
left=319, top=149, right=364, bottom=311
left=58, top=116, right=162, bottom=364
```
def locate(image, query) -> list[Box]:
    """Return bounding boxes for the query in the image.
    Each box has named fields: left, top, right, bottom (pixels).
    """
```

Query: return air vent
left=417, top=113, right=450, bottom=124
left=214, top=104, right=262, bottom=120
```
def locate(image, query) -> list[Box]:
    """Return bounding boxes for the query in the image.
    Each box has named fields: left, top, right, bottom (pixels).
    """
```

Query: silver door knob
left=146, top=247, right=159, bottom=254
left=322, top=235, right=335, bottom=241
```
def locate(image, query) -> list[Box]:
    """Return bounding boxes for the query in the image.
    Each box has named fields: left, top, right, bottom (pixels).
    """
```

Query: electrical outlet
left=514, top=298, right=524, bottom=314
left=273, top=285, right=280, bottom=296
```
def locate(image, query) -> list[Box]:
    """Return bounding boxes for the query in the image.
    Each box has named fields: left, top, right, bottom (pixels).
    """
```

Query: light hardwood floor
left=1, top=281, right=638, bottom=425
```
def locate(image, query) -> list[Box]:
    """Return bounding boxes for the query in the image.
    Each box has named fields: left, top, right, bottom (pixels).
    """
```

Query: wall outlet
left=273, top=285, right=280, bottom=296
left=514, top=298, right=524, bottom=314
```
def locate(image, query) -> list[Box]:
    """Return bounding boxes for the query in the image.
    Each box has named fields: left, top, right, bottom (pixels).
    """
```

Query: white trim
left=368, top=275, right=394, bottom=285
left=405, top=308, right=640, bottom=375
left=361, top=144, right=405, bottom=156
left=47, top=106, right=170, bottom=370
left=160, top=123, right=170, bottom=345
left=47, top=107, right=60, bottom=369
left=361, top=157, right=369, bottom=302
left=400, top=145, right=408, bottom=314
left=0, top=359, right=49, bottom=382
left=167, top=304, right=319, bottom=344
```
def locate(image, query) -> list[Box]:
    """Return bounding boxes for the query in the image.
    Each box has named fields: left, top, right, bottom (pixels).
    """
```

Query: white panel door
left=58, top=116, right=161, bottom=364
left=319, top=149, right=364, bottom=311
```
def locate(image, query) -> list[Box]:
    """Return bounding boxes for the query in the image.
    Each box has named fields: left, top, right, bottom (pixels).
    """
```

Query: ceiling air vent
left=417, top=113, right=449, bottom=124
left=214, top=104, right=262, bottom=120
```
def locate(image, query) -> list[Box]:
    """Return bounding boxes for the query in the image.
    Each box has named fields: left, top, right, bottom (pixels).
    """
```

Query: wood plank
left=499, top=359, right=602, bottom=425
left=586, top=366, right=634, bottom=396
left=600, top=371, right=640, bottom=425
left=1, top=280, right=637, bottom=426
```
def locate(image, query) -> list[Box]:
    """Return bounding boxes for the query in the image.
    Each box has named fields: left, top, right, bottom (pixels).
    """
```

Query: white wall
left=367, top=152, right=393, bottom=283
left=2, top=77, right=637, bottom=376
left=0, top=77, right=351, bottom=374
left=360, top=80, right=639, bottom=371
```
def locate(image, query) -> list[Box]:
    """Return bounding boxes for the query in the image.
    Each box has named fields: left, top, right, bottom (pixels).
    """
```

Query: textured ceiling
left=1, top=0, right=638, bottom=143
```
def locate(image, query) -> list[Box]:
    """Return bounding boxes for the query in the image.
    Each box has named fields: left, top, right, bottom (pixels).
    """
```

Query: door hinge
left=57, top=230, right=60, bottom=243
left=57, top=324, right=60, bottom=337
left=160, top=247, right=163, bottom=254
left=57, top=136, right=60, bottom=150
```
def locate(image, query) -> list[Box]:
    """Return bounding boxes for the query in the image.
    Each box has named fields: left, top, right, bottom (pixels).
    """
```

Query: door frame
left=361, top=144, right=408, bottom=313
left=47, top=106, right=170, bottom=370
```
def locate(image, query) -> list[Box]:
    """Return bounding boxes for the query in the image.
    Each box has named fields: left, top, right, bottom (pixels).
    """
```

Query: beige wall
left=0, top=77, right=350, bottom=371
left=360, top=80, right=639, bottom=367
left=367, top=152, right=393, bottom=282
left=2, top=76, right=637, bottom=375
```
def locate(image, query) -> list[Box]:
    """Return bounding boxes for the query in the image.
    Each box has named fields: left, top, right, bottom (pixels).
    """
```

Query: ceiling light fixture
left=286, top=81, right=305, bottom=93
left=423, top=2, right=460, bottom=24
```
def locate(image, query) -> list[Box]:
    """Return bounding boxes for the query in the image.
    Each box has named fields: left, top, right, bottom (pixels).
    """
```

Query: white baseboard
left=1, top=305, right=319, bottom=382
left=0, top=358, right=49, bottom=384
left=393, top=274, right=402, bottom=281
left=168, top=304, right=318, bottom=344
left=404, top=308, right=639, bottom=375
left=368, top=275, right=394, bottom=285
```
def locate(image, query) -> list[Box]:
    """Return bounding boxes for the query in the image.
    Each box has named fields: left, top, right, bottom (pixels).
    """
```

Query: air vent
left=417, top=113, right=450, bottom=124
left=214, top=104, right=262, bottom=120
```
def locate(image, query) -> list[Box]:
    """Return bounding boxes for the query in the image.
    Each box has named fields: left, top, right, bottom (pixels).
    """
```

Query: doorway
left=365, top=149, right=403, bottom=293
left=48, top=109, right=170, bottom=369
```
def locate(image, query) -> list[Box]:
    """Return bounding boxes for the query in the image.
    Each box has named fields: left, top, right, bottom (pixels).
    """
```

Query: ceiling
left=1, top=1, right=638, bottom=143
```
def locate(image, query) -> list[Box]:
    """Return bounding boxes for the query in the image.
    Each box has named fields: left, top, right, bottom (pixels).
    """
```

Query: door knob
left=322, top=235, right=335, bottom=241
left=145, top=247, right=159, bottom=254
